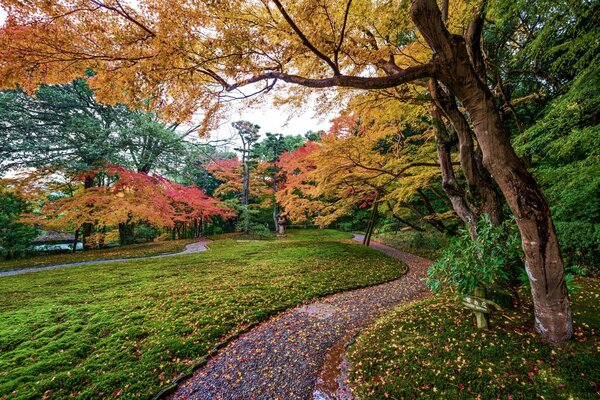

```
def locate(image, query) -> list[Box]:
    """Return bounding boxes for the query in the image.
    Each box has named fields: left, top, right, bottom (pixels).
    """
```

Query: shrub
left=376, top=229, right=449, bottom=259
left=0, top=189, right=38, bottom=260
left=135, top=224, right=160, bottom=242
left=426, top=215, right=523, bottom=296
left=555, top=221, right=600, bottom=273
left=248, top=223, right=273, bottom=240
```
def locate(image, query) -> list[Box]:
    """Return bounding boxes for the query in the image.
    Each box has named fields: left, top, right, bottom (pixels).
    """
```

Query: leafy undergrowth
left=375, top=230, right=448, bottom=260
left=0, top=229, right=406, bottom=399
left=349, top=278, right=600, bottom=399
left=0, top=239, right=196, bottom=271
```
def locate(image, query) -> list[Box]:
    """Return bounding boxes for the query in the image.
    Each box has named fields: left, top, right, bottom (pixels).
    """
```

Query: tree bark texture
left=411, top=0, right=571, bottom=341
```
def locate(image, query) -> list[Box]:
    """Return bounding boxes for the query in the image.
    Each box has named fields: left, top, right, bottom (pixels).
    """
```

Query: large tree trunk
left=72, top=228, right=79, bottom=253
left=451, top=74, right=572, bottom=341
left=431, top=106, right=478, bottom=239
left=411, top=0, right=572, bottom=341
left=118, top=222, right=135, bottom=245
left=430, top=81, right=503, bottom=225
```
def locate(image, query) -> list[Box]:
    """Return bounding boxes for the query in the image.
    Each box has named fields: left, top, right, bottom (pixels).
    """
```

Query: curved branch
left=226, top=62, right=435, bottom=91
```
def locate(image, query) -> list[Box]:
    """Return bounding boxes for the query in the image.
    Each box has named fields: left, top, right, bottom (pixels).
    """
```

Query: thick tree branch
left=465, top=0, right=487, bottom=80
left=226, top=62, right=435, bottom=91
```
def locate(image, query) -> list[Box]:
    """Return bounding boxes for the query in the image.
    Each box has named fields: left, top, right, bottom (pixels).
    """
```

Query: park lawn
left=0, top=239, right=196, bottom=272
left=0, top=229, right=407, bottom=399
left=348, top=278, right=600, bottom=400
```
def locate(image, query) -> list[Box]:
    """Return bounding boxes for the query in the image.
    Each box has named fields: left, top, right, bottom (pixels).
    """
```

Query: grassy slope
left=0, top=229, right=407, bottom=399
left=374, top=230, right=448, bottom=260
left=348, top=278, right=600, bottom=399
left=0, top=239, right=196, bottom=272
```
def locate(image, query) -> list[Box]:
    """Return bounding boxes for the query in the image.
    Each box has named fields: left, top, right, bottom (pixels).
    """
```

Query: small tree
left=426, top=215, right=523, bottom=328
left=427, top=215, right=523, bottom=294
left=0, top=183, right=38, bottom=259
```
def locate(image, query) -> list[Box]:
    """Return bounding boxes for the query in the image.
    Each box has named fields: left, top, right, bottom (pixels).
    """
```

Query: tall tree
left=232, top=122, right=260, bottom=206
left=0, top=79, right=119, bottom=175
left=0, top=180, right=38, bottom=259
left=253, top=132, right=305, bottom=230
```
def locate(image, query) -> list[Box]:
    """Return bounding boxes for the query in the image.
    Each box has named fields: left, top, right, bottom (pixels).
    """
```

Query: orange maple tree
left=276, top=141, right=323, bottom=225
left=32, top=165, right=232, bottom=245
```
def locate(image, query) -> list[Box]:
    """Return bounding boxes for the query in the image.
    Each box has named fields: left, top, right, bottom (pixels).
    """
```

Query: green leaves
left=0, top=185, right=38, bottom=260
left=426, top=215, right=523, bottom=295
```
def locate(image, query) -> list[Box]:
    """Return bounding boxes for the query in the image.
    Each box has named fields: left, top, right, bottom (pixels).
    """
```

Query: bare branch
left=89, top=0, right=155, bottom=37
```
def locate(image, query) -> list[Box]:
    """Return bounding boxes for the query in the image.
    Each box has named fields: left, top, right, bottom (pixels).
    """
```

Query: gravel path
left=0, top=239, right=211, bottom=278
left=170, top=235, right=432, bottom=400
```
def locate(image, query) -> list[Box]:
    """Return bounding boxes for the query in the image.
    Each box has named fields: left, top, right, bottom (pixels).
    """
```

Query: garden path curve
left=0, top=239, right=211, bottom=278
left=169, top=235, right=432, bottom=400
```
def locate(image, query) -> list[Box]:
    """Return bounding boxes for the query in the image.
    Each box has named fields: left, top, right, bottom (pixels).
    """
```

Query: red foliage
left=39, top=165, right=233, bottom=231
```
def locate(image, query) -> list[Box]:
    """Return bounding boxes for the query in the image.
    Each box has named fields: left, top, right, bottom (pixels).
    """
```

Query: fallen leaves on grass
left=348, top=279, right=600, bottom=399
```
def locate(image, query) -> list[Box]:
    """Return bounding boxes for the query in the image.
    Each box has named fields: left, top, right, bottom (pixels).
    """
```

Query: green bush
left=555, top=221, right=600, bottom=272
left=248, top=223, right=273, bottom=240
left=0, top=189, right=38, bottom=260
left=376, top=230, right=448, bottom=259
left=338, top=222, right=355, bottom=232
left=135, top=224, right=160, bottom=242
left=426, top=215, right=523, bottom=295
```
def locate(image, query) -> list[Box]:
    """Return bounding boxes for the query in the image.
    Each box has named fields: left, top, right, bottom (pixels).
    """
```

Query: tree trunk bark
left=363, top=195, right=379, bottom=246
left=118, top=222, right=135, bottom=245
left=82, top=174, right=95, bottom=250
left=431, top=105, right=478, bottom=239
left=451, top=75, right=572, bottom=341
left=430, top=81, right=503, bottom=225
left=273, top=150, right=280, bottom=233
left=410, top=0, right=572, bottom=341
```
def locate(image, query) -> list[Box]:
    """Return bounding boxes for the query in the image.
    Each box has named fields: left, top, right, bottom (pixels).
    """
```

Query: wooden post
left=474, top=287, right=489, bottom=329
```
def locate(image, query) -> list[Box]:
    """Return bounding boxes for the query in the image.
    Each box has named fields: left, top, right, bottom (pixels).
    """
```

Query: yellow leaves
left=0, top=0, right=442, bottom=124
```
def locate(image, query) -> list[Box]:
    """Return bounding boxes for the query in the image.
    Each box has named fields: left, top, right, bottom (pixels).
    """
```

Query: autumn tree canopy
left=22, top=165, right=233, bottom=246
left=2, top=0, right=595, bottom=341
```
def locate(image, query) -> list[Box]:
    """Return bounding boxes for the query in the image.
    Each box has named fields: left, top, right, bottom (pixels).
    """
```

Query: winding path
left=0, top=239, right=211, bottom=278
left=169, top=235, right=432, bottom=400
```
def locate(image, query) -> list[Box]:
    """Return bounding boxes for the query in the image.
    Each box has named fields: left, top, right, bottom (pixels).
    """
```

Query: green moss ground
left=348, top=278, right=600, bottom=399
left=0, top=229, right=406, bottom=399
left=0, top=239, right=197, bottom=272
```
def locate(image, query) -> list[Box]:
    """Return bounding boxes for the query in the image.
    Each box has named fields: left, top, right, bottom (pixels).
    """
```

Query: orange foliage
left=206, top=157, right=273, bottom=206
left=33, top=165, right=232, bottom=232
left=276, top=141, right=324, bottom=224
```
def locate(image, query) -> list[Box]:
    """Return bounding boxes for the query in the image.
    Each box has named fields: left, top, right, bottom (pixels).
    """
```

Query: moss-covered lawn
left=348, top=278, right=600, bottom=399
left=0, top=239, right=196, bottom=272
left=0, top=229, right=406, bottom=399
